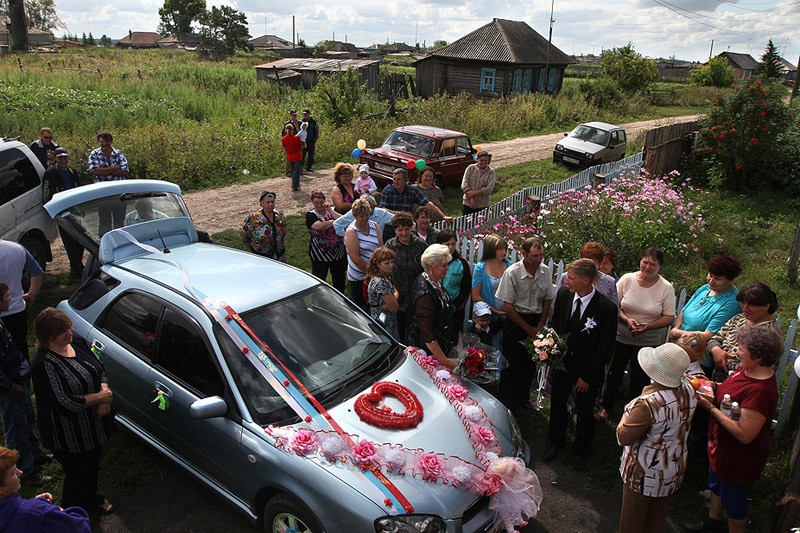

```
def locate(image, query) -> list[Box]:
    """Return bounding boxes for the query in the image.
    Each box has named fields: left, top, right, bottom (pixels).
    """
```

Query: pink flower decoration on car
left=417, top=452, right=444, bottom=479
left=447, top=384, right=468, bottom=402
left=352, top=439, right=377, bottom=465
left=290, top=429, right=318, bottom=456
left=474, top=426, right=497, bottom=446
left=418, top=355, right=438, bottom=367
left=477, top=472, right=502, bottom=496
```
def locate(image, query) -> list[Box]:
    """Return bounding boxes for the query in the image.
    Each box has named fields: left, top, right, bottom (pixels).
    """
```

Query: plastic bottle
left=720, top=394, right=732, bottom=417
left=731, top=401, right=741, bottom=421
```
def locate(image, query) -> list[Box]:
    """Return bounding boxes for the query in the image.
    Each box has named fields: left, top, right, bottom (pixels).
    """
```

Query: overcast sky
left=56, top=0, right=799, bottom=63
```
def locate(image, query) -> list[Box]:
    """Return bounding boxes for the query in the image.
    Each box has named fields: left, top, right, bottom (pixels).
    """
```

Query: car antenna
left=157, top=230, right=170, bottom=253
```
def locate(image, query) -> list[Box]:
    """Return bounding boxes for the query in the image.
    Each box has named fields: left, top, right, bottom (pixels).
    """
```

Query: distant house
left=716, top=51, right=759, bottom=80
left=319, top=41, right=360, bottom=59
left=0, top=16, right=54, bottom=49
left=656, top=60, right=698, bottom=79
left=157, top=32, right=199, bottom=50
left=384, top=42, right=414, bottom=54
left=254, top=58, right=380, bottom=91
left=779, top=57, right=797, bottom=83
left=116, top=31, right=160, bottom=49
left=414, top=18, right=572, bottom=98
left=250, top=34, right=311, bottom=57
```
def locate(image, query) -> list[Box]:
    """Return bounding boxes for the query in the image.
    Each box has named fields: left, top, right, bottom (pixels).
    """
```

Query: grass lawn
left=20, top=156, right=798, bottom=530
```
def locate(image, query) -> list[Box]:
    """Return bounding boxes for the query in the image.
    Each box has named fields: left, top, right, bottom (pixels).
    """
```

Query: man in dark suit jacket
left=543, top=258, right=617, bottom=470
left=42, top=148, right=84, bottom=277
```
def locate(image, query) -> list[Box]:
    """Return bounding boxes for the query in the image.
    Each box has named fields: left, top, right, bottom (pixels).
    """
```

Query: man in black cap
left=301, top=109, right=319, bottom=172
left=282, top=110, right=300, bottom=177
left=42, top=148, right=85, bottom=277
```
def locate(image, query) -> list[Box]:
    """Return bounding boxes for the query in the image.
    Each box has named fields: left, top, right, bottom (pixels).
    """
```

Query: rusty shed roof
left=254, top=58, right=379, bottom=72
left=427, top=18, right=572, bottom=66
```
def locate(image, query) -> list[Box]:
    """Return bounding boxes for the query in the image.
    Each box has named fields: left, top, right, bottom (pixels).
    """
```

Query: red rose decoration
left=417, top=452, right=444, bottom=479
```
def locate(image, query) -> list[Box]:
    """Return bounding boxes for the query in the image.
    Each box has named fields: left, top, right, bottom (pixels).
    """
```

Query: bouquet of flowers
left=451, top=333, right=507, bottom=385
left=522, top=327, right=569, bottom=373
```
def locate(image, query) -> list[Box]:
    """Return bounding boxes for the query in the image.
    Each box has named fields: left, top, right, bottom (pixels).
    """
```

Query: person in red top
left=282, top=123, right=303, bottom=192
left=685, top=325, right=782, bottom=533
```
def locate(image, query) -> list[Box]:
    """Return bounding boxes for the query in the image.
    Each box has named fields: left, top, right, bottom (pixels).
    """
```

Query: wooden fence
left=643, top=120, right=699, bottom=177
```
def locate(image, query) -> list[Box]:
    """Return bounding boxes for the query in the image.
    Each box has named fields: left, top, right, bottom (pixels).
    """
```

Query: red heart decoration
left=354, top=382, right=424, bottom=430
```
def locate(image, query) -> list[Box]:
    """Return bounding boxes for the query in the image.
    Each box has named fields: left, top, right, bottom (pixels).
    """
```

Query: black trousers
left=311, top=258, right=347, bottom=292
left=2, top=309, right=28, bottom=358
left=54, top=447, right=103, bottom=512
left=499, top=312, right=540, bottom=408
left=59, top=226, right=85, bottom=276
left=548, top=368, right=599, bottom=456
left=303, top=142, right=316, bottom=170
left=601, top=341, right=650, bottom=413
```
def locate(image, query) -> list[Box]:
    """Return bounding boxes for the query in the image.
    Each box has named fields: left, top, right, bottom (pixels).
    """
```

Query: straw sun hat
left=638, top=343, right=690, bottom=388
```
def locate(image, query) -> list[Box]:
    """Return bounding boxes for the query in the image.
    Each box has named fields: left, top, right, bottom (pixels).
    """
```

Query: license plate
left=563, top=156, right=579, bottom=164
left=375, top=162, right=395, bottom=172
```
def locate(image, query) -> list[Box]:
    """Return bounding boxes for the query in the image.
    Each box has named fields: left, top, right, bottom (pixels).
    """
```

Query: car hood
left=558, top=136, right=605, bottom=154
left=365, top=148, right=418, bottom=164
left=266, top=354, right=513, bottom=517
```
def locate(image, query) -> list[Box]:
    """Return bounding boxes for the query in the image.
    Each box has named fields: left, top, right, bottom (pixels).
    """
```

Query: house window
left=512, top=69, right=533, bottom=94
left=547, top=68, right=558, bottom=93
left=480, top=68, right=496, bottom=94
left=537, top=68, right=547, bottom=93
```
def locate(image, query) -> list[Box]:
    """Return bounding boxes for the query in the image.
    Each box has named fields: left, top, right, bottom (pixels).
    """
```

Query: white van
left=0, top=139, right=58, bottom=267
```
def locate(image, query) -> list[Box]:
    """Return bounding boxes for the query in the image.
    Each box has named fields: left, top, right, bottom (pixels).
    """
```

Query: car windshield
left=381, top=131, right=435, bottom=158
left=56, top=192, right=190, bottom=247
left=217, top=284, right=401, bottom=426
left=569, top=125, right=610, bottom=146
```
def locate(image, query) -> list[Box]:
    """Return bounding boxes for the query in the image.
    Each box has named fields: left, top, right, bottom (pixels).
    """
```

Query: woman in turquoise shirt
left=471, top=234, right=512, bottom=350
left=670, top=255, right=742, bottom=369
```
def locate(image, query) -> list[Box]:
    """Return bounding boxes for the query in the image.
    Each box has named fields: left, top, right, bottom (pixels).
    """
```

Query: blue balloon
left=352, top=148, right=362, bottom=159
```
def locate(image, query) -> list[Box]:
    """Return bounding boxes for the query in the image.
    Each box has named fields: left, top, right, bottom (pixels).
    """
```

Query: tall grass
left=1, top=49, right=709, bottom=192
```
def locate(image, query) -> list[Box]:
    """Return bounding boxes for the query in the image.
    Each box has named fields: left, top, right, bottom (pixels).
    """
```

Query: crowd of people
left=0, top=122, right=787, bottom=531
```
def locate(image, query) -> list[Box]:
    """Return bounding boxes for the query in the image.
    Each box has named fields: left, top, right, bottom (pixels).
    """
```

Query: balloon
left=357, top=139, right=367, bottom=150
left=406, top=160, right=416, bottom=169
left=352, top=148, right=362, bottom=159
left=475, top=145, right=482, bottom=152
left=415, top=159, right=425, bottom=170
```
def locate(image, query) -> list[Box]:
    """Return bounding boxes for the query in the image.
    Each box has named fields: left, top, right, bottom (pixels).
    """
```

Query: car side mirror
left=189, top=396, right=228, bottom=419
left=563, top=132, right=568, bottom=137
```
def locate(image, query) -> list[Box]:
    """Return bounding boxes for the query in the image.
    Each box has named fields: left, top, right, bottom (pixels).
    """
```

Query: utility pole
left=292, top=15, right=296, bottom=56
left=708, top=39, right=714, bottom=59
left=8, top=0, right=29, bottom=51
left=544, top=0, right=555, bottom=93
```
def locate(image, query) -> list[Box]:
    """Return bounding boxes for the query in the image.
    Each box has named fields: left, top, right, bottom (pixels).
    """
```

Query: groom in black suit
left=543, top=258, right=617, bottom=470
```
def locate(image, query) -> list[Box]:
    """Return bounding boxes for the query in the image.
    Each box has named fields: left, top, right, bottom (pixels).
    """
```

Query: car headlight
left=507, top=408, right=524, bottom=456
left=375, top=514, right=446, bottom=532
left=584, top=152, right=593, bottom=159
left=555, top=144, right=564, bottom=152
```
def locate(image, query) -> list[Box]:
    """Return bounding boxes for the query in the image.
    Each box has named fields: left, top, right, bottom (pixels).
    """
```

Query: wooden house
left=716, top=51, right=759, bottom=80
left=254, top=58, right=380, bottom=91
left=0, top=16, right=54, bottom=49
left=250, top=34, right=311, bottom=57
left=779, top=57, right=797, bottom=83
left=157, top=32, right=200, bottom=50
left=116, top=31, right=160, bottom=49
left=414, top=18, right=572, bottom=98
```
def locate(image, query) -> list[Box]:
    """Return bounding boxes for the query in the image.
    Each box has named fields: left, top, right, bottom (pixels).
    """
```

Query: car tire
left=20, top=236, right=47, bottom=270
left=263, top=494, right=322, bottom=533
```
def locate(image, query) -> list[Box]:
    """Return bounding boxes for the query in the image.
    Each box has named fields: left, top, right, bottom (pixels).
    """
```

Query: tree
left=87, top=32, right=95, bottom=46
left=158, top=0, right=205, bottom=36
left=693, top=79, right=795, bottom=191
left=311, top=67, right=368, bottom=127
left=314, top=40, right=332, bottom=57
left=6, top=0, right=28, bottom=50
left=758, top=38, right=784, bottom=79
left=601, top=43, right=658, bottom=93
left=690, top=56, right=735, bottom=87
left=197, top=5, right=251, bottom=59
left=1, top=0, right=62, bottom=31
left=99, top=34, right=113, bottom=47
left=430, top=40, right=447, bottom=51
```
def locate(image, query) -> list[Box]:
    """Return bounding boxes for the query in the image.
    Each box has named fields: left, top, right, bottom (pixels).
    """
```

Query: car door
left=147, top=304, right=245, bottom=496
left=438, top=136, right=474, bottom=185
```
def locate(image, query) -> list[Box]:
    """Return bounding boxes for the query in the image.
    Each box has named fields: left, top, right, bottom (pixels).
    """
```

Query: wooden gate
left=643, top=121, right=699, bottom=177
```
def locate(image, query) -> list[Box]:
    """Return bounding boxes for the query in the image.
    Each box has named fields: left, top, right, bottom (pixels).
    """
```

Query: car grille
left=461, top=496, right=494, bottom=533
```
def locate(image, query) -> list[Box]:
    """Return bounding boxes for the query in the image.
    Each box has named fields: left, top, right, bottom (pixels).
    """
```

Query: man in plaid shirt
left=88, top=130, right=129, bottom=182
left=88, top=130, right=129, bottom=235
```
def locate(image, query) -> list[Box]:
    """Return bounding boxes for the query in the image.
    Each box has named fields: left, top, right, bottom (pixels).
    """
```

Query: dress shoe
left=684, top=517, right=725, bottom=532
left=24, top=472, right=53, bottom=486
left=542, top=445, right=559, bottom=462
left=34, top=453, right=54, bottom=466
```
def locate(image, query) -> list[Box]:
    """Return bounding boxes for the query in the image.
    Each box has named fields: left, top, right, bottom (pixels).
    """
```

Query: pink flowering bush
left=462, top=170, right=721, bottom=272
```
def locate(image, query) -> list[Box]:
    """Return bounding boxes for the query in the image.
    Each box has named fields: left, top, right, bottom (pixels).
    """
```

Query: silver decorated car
left=552, top=122, right=627, bottom=168
left=45, top=180, right=530, bottom=533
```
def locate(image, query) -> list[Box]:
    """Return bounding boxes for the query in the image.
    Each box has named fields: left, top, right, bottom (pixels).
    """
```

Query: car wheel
left=20, top=236, right=47, bottom=270
left=263, top=494, right=322, bottom=533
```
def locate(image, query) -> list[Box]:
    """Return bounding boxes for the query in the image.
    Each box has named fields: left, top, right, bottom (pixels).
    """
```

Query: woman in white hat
left=616, top=343, right=697, bottom=533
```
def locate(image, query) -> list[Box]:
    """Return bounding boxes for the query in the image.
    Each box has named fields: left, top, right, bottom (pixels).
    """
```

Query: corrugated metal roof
left=428, top=19, right=571, bottom=66
left=250, top=34, right=293, bottom=49
left=254, top=58, right=379, bottom=72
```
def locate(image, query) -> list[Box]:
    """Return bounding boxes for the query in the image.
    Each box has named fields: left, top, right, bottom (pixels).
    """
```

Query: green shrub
left=578, top=77, right=622, bottom=109
left=601, top=43, right=658, bottom=93
left=692, top=79, right=797, bottom=191
left=690, top=56, right=735, bottom=87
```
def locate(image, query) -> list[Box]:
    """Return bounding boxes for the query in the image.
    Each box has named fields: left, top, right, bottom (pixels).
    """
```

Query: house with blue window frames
left=414, top=18, right=572, bottom=98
